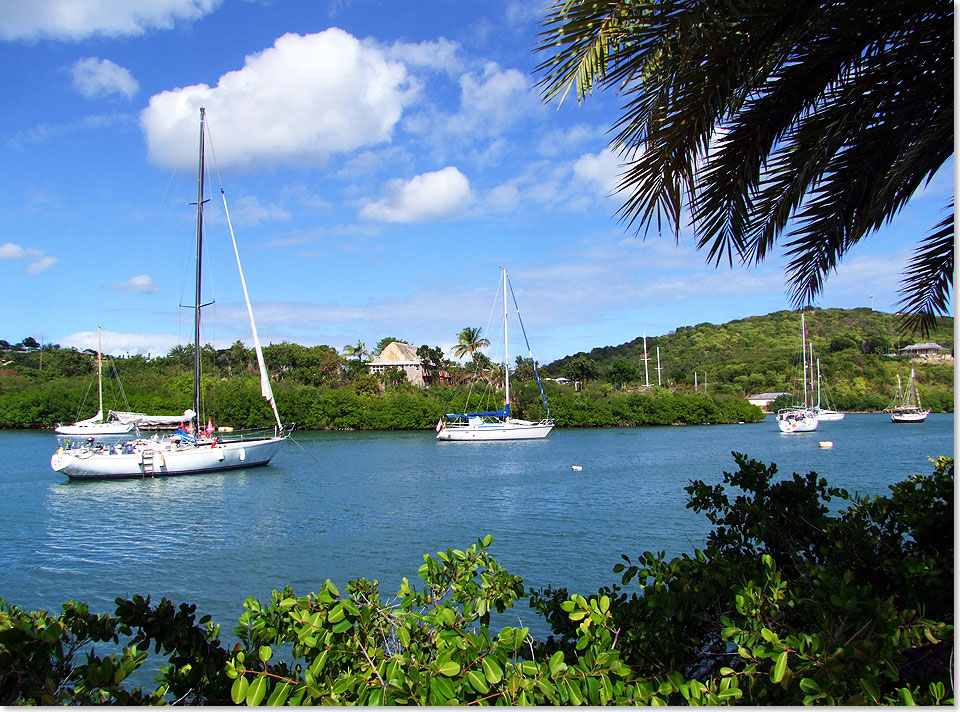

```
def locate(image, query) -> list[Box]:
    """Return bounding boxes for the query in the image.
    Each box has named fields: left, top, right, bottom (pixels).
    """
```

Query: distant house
left=545, top=377, right=571, bottom=385
left=898, top=342, right=951, bottom=360
left=367, top=342, right=448, bottom=387
left=748, top=392, right=792, bottom=410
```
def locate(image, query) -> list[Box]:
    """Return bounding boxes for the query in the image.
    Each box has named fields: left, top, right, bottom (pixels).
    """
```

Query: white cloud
left=63, top=330, right=180, bottom=357
left=361, top=166, right=472, bottom=223
left=0, top=0, right=221, bottom=40
left=0, top=242, right=26, bottom=258
left=387, top=38, right=461, bottom=75
left=573, top=147, right=622, bottom=197
left=112, top=274, right=160, bottom=293
left=0, top=241, right=56, bottom=274
left=141, top=28, right=414, bottom=169
left=25, top=256, right=58, bottom=274
left=225, top=196, right=291, bottom=226
left=455, top=62, right=538, bottom=134
left=71, top=57, right=139, bottom=99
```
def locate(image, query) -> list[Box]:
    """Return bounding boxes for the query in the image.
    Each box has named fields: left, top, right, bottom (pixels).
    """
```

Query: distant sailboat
left=437, top=268, right=554, bottom=441
left=55, top=327, right=136, bottom=441
left=776, top=313, right=819, bottom=433
left=51, top=108, right=292, bottom=480
left=885, top=369, right=930, bottom=423
left=812, top=357, right=845, bottom=421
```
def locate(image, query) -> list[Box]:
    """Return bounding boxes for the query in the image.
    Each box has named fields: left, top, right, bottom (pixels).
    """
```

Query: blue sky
left=0, top=1, right=953, bottom=365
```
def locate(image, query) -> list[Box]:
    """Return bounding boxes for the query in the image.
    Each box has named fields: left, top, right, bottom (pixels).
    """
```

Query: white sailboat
left=885, top=369, right=930, bottom=423
left=55, top=326, right=137, bottom=441
left=776, top=313, right=819, bottom=433
left=51, top=108, right=292, bottom=480
left=437, top=268, right=554, bottom=441
left=812, top=356, right=845, bottom=421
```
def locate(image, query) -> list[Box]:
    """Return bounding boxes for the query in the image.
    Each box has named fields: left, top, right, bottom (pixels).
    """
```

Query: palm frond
left=895, top=206, right=954, bottom=337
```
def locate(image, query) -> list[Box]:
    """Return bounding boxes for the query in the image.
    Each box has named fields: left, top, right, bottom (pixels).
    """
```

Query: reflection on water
left=0, top=415, right=953, bottom=643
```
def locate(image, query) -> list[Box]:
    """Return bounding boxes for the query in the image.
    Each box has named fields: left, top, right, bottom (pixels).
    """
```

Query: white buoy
left=818, top=441, right=833, bottom=449
left=571, top=465, right=583, bottom=471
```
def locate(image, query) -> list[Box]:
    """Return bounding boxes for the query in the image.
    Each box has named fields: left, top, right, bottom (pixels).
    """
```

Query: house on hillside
left=368, top=342, right=449, bottom=387
left=748, top=392, right=792, bottom=411
left=898, top=342, right=951, bottom=361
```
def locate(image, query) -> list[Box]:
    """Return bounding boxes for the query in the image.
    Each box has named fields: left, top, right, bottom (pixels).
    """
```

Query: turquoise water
left=0, top=413, right=953, bottom=642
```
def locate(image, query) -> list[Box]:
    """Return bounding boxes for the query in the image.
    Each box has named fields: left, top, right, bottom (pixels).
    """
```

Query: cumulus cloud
left=141, top=28, right=414, bottom=169
left=388, top=37, right=461, bottom=75
left=0, top=0, right=221, bottom=40
left=455, top=61, right=537, bottom=134
left=573, top=147, right=623, bottom=198
left=112, top=274, right=160, bottom=293
left=0, top=241, right=56, bottom=274
left=71, top=57, right=139, bottom=99
left=361, top=166, right=472, bottom=223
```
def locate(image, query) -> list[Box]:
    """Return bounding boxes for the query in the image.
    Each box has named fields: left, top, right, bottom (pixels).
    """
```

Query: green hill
left=543, top=308, right=954, bottom=412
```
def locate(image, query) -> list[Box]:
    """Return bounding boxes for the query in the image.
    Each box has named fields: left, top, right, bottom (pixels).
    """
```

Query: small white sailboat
left=812, top=356, right=845, bottom=421
left=55, top=326, right=137, bottom=441
left=51, top=108, right=292, bottom=480
left=776, top=313, right=819, bottom=433
left=885, top=369, right=930, bottom=423
left=437, top=268, right=554, bottom=441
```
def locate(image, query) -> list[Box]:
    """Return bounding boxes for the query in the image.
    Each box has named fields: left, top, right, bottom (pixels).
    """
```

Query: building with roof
left=367, top=342, right=449, bottom=387
left=898, top=342, right=951, bottom=360
left=748, top=392, right=792, bottom=410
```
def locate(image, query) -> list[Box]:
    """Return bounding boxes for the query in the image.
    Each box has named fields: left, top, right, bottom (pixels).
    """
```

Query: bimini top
left=445, top=405, right=509, bottom=419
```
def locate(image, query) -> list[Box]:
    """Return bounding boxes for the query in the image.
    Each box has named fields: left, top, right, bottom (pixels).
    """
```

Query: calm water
left=0, top=414, right=953, bottom=643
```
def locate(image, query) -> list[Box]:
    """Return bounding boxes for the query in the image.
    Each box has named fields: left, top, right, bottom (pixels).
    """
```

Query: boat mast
left=503, top=267, right=509, bottom=416
left=816, top=357, right=821, bottom=408
left=801, top=314, right=808, bottom=408
left=97, top=326, right=103, bottom=420
left=193, top=108, right=206, bottom=434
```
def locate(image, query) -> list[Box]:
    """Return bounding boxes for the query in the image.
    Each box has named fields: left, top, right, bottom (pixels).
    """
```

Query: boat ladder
left=141, top=449, right=156, bottom=476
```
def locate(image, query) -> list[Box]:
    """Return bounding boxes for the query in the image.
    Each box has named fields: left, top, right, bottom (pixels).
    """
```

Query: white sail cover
left=110, top=409, right=196, bottom=426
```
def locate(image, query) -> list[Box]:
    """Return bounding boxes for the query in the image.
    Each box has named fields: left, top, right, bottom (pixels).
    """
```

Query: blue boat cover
left=445, top=405, right=509, bottom=419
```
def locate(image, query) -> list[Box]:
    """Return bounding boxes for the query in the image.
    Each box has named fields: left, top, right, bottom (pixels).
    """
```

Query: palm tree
left=535, top=0, right=952, bottom=334
left=342, top=341, right=369, bottom=362
left=451, top=327, right=490, bottom=362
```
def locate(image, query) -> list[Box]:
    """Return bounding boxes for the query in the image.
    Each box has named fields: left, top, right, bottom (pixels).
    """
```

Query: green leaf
left=258, top=645, right=272, bottom=663
left=860, top=675, right=881, bottom=703
left=482, top=656, right=503, bottom=684
left=548, top=651, right=566, bottom=678
left=760, top=627, right=779, bottom=644
left=771, top=651, right=789, bottom=684
left=331, top=619, right=353, bottom=634
left=798, top=678, right=820, bottom=694
left=566, top=679, right=584, bottom=705
left=437, top=661, right=461, bottom=677
left=231, top=675, right=249, bottom=705
left=246, top=676, right=268, bottom=706
left=467, top=669, right=490, bottom=694
left=397, top=626, right=410, bottom=648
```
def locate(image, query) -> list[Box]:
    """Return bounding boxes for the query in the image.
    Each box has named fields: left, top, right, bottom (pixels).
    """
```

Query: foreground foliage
left=0, top=457, right=952, bottom=704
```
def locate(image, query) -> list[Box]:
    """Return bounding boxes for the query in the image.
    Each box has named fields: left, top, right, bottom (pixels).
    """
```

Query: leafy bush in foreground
left=0, top=457, right=952, bottom=705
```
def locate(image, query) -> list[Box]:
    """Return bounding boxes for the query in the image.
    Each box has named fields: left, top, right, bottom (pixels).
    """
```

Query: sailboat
left=436, top=268, right=554, bottom=441
left=54, top=326, right=137, bottom=441
left=51, top=108, right=292, bottom=480
left=885, top=369, right=930, bottom=423
left=776, top=313, right=819, bottom=433
left=812, top=357, right=845, bottom=421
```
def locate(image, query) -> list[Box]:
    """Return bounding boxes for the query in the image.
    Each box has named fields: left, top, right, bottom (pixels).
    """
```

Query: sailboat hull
left=776, top=409, right=819, bottom=433
left=51, top=436, right=285, bottom=480
left=890, top=409, right=930, bottom=423
left=437, top=420, right=553, bottom=441
left=813, top=409, right=845, bottom=421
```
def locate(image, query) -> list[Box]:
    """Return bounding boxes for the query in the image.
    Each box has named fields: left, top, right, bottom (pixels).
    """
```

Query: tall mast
left=816, top=358, right=822, bottom=408
left=193, top=107, right=206, bottom=433
left=503, top=267, right=509, bottom=415
left=801, top=313, right=808, bottom=408
left=643, top=332, right=650, bottom=387
left=97, top=326, right=103, bottom=419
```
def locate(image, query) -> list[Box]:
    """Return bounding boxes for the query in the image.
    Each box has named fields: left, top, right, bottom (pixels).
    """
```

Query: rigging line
left=506, top=275, right=552, bottom=421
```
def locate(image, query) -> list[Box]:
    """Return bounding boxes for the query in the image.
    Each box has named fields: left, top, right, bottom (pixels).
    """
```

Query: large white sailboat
left=885, top=369, right=930, bottom=423
left=54, top=327, right=136, bottom=442
left=51, top=108, right=292, bottom=480
left=437, top=268, right=554, bottom=441
left=776, top=313, right=819, bottom=433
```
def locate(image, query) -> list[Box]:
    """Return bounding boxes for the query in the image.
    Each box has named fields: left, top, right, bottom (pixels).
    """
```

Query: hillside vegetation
left=544, top=308, right=954, bottom=412
left=0, top=308, right=951, bottom=430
